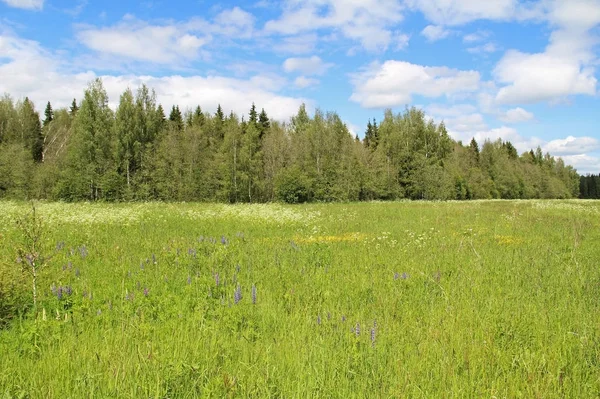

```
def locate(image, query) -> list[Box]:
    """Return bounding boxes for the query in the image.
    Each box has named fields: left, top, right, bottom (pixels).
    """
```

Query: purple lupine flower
left=75, top=268, right=80, bottom=277
left=97, top=309, right=102, bottom=316
left=371, top=328, right=376, bottom=345
left=140, top=262, right=144, bottom=270
left=67, top=261, right=72, bottom=270
left=221, top=236, right=228, bottom=245
left=394, top=272, right=400, bottom=280
left=342, top=315, right=346, bottom=322
left=56, top=241, right=65, bottom=251
left=62, top=264, right=67, bottom=271
left=152, top=254, right=156, bottom=264
left=51, top=284, right=57, bottom=295
left=290, top=241, right=299, bottom=251
left=143, top=288, right=149, bottom=297
left=79, top=245, right=88, bottom=259
left=234, top=285, right=242, bottom=304
left=187, top=276, right=192, bottom=285
left=65, top=286, right=72, bottom=296
left=327, top=312, right=331, bottom=321
left=25, top=254, right=34, bottom=266
left=317, top=315, right=321, bottom=325
left=401, top=272, right=409, bottom=280
left=124, top=292, right=130, bottom=301
left=83, top=290, right=88, bottom=299
left=198, top=236, right=204, bottom=242
left=434, top=271, right=441, bottom=282
left=188, top=248, right=196, bottom=257
left=16, top=256, right=22, bottom=264
left=57, top=286, right=63, bottom=300
left=215, top=273, right=220, bottom=286
left=251, top=284, right=257, bottom=304
left=236, top=264, right=241, bottom=273
left=355, top=323, right=360, bottom=336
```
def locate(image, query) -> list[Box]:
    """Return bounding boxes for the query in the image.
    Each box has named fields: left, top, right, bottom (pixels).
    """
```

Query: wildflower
left=236, top=264, right=241, bottom=273
left=198, top=236, right=204, bottom=242
left=75, top=268, right=80, bottom=277
left=355, top=323, right=360, bottom=336
left=234, top=285, right=242, bottom=304
left=252, top=284, right=257, bottom=304
left=56, top=241, right=65, bottom=251
left=64, top=286, right=72, bottom=296
left=152, top=254, right=156, bottom=264
left=187, top=276, right=192, bottom=285
left=56, top=286, right=63, bottom=300
left=140, top=262, right=144, bottom=270
left=215, top=273, right=220, bottom=286
left=394, top=272, right=399, bottom=280
left=221, top=236, right=228, bottom=245
left=51, top=284, right=57, bottom=295
left=188, top=248, right=196, bottom=258
left=143, top=288, right=149, bottom=297
left=342, top=315, right=346, bottom=322
left=97, top=309, right=102, bottom=316
left=327, top=312, right=331, bottom=321
left=79, top=245, right=88, bottom=259
left=371, top=328, right=376, bottom=345
left=401, top=272, right=409, bottom=280
left=317, top=315, right=321, bottom=325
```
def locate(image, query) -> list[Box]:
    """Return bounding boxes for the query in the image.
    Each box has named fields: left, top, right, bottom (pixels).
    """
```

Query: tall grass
left=1, top=200, right=599, bottom=397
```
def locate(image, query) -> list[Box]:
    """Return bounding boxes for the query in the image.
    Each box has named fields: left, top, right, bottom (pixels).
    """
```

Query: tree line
left=579, top=174, right=600, bottom=199
left=0, top=79, right=583, bottom=203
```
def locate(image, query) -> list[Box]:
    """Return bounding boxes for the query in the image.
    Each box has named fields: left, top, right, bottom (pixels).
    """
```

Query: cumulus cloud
left=560, top=154, right=600, bottom=174
left=294, top=76, right=320, bottom=88
left=1, top=0, right=43, bottom=10
left=76, top=18, right=211, bottom=64
left=543, top=136, right=600, bottom=156
left=350, top=60, right=480, bottom=108
left=283, top=56, right=333, bottom=75
left=493, top=0, right=600, bottom=105
left=498, top=107, right=535, bottom=123
left=406, top=0, right=520, bottom=26
left=421, top=25, right=451, bottom=42
left=0, top=31, right=307, bottom=122
left=264, top=0, right=405, bottom=51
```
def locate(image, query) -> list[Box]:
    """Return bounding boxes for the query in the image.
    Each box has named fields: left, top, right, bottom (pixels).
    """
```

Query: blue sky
left=1, top=0, right=599, bottom=173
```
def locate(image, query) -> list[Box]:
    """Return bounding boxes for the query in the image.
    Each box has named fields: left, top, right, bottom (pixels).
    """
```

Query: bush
left=274, top=167, right=311, bottom=204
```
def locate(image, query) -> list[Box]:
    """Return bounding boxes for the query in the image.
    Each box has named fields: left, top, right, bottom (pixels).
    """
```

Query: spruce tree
left=169, top=105, right=183, bottom=131
left=69, top=99, right=79, bottom=116
left=43, top=101, right=53, bottom=127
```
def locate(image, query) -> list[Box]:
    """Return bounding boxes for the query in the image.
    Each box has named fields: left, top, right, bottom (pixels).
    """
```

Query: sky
left=0, top=0, right=599, bottom=174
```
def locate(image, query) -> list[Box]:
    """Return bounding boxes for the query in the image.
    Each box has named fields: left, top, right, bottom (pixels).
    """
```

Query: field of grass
left=1, top=200, right=600, bottom=398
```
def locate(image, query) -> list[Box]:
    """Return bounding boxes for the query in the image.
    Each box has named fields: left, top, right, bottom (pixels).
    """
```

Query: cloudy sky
left=1, top=0, right=599, bottom=173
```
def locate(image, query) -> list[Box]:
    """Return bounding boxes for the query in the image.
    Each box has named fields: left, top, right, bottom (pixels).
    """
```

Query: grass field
left=1, top=200, right=600, bottom=398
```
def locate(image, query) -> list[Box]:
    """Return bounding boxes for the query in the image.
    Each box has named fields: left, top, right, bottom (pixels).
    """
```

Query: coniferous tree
left=43, top=101, right=53, bottom=127
left=69, top=99, right=79, bottom=116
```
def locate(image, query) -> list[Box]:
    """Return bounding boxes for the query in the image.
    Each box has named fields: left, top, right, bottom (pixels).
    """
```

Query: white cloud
left=0, top=31, right=307, bottom=122
left=467, top=42, right=497, bottom=54
left=450, top=126, right=544, bottom=153
left=421, top=25, right=451, bottom=42
left=272, top=34, right=318, bottom=54
left=264, top=0, right=405, bottom=51
left=426, top=103, right=477, bottom=117
left=350, top=60, right=480, bottom=108
left=294, top=76, right=319, bottom=88
left=494, top=50, right=597, bottom=104
left=1, top=0, right=43, bottom=10
left=406, top=0, right=519, bottom=26
left=543, top=136, right=600, bottom=156
left=446, top=113, right=488, bottom=133
left=283, top=56, right=333, bottom=75
left=77, top=18, right=211, bottom=64
left=394, top=32, right=411, bottom=50
left=498, top=107, right=534, bottom=123
left=493, top=0, right=600, bottom=105
left=463, top=30, right=490, bottom=43
left=560, top=154, right=600, bottom=174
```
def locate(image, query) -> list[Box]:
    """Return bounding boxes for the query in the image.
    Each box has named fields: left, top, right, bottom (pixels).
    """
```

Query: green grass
left=1, top=200, right=600, bottom=398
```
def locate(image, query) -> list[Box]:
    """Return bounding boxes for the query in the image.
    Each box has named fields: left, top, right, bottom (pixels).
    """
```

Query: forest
left=0, top=78, right=582, bottom=203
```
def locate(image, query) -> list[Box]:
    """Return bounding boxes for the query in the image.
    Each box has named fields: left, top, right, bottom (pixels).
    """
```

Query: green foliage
left=0, top=79, right=588, bottom=203
left=275, top=166, right=310, bottom=203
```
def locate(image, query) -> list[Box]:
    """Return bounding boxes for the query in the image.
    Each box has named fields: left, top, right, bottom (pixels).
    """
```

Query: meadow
left=0, top=200, right=599, bottom=398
